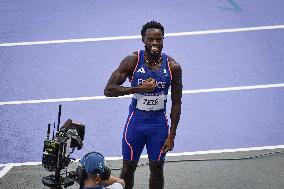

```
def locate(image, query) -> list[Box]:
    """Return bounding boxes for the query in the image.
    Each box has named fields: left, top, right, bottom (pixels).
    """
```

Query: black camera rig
left=42, top=105, right=85, bottom=188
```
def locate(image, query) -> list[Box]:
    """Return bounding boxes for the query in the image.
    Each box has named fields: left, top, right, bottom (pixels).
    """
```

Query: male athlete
left=104, top=20, right=182, bottom=189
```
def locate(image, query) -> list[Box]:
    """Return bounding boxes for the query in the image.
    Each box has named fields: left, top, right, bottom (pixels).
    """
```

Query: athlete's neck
left=144, top=52, right=162, bottom=66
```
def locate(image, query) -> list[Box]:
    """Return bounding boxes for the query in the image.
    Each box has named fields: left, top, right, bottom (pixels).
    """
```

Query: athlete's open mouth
left=151, top=46, right=159, bottom=53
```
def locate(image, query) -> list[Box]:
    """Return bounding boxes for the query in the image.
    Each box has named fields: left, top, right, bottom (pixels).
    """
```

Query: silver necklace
left=144, top=55, right=162, bottom=65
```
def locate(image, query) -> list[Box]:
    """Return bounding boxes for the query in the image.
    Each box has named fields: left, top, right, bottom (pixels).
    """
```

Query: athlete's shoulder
left=165, top=54, right=182, bottom=73
left=122, top=51, right=138, bottom=64
left=119, top=51, right=139, bottom=74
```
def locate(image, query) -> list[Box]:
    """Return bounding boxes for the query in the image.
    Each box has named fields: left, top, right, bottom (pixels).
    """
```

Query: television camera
left=42, top=105, right=85, bottom=188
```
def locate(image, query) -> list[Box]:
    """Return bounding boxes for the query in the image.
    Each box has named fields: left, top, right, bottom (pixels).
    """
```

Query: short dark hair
left=141, top=20, right=164, bottom=38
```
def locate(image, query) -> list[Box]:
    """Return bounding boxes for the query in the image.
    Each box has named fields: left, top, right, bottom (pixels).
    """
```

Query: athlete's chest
left=133, top=64, right=170, bottom=89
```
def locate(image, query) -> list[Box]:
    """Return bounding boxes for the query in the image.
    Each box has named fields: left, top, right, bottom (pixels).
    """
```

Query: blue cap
left=79, top=152, right=105, bottom=174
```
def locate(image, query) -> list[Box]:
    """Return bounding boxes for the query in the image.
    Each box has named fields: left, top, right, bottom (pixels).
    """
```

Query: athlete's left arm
left=162, top=57, right=182, bottom=153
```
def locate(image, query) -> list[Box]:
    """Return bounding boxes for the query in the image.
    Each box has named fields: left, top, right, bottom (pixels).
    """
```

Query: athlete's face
left=143, top=28, right=164, bottom=59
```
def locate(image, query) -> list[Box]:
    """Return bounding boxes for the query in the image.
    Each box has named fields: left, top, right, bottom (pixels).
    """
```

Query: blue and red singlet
left=122, top=50, right=172, bottom=161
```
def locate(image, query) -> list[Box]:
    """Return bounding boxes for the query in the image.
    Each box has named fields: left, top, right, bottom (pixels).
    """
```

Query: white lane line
left=0, top=144, right=283, bottom=179
left=0, top=94, right=132, bottom=106
left=0, top=83, right=283, bottom=106
left=0, top=164, right=13, bottom=179
left=182, top=83, right=284, bottom=94
left=0, top=25, right=284, bottom=47
left=165, top=145, right=284, bottom=157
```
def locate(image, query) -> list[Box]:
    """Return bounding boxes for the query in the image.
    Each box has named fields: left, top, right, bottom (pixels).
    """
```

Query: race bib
left=134, top=94, right=166, bottom=111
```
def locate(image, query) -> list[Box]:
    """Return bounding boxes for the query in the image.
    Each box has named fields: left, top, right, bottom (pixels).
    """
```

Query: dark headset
left=76, top=152, right=111, bottom=186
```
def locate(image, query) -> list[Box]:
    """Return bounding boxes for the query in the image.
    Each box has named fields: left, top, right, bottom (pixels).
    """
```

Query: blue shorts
left=122, top=110, right=169, bottom=161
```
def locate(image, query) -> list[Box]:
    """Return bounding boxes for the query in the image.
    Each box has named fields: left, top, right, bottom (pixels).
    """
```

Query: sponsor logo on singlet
left=137, top=67, right=146, bottom=74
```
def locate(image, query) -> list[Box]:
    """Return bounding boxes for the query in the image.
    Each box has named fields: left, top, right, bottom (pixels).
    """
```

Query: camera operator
left=50, top=151, right=125, bottom=189
left=77, top=151, right=125, bottom=189
left=43, top=108, right=123, bottom=189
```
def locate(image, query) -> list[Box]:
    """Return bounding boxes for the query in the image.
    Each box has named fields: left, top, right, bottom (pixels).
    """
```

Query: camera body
left=42, top=105, right=85, bottom=188
left=42, top=119, right=85, bottom=172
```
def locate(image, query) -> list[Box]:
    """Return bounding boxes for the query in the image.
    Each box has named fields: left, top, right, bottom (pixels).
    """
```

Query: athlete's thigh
left=146, top=115, right=169, bottom=161
left=122, top=111, right=146, bottom=161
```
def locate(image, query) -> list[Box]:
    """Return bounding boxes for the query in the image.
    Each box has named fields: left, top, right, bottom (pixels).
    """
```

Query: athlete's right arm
left=104, top=53, right=155, bottom=97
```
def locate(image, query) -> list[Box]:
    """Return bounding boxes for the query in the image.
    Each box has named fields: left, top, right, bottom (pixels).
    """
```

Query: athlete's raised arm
left=104, top=52, right=156, bottom=97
